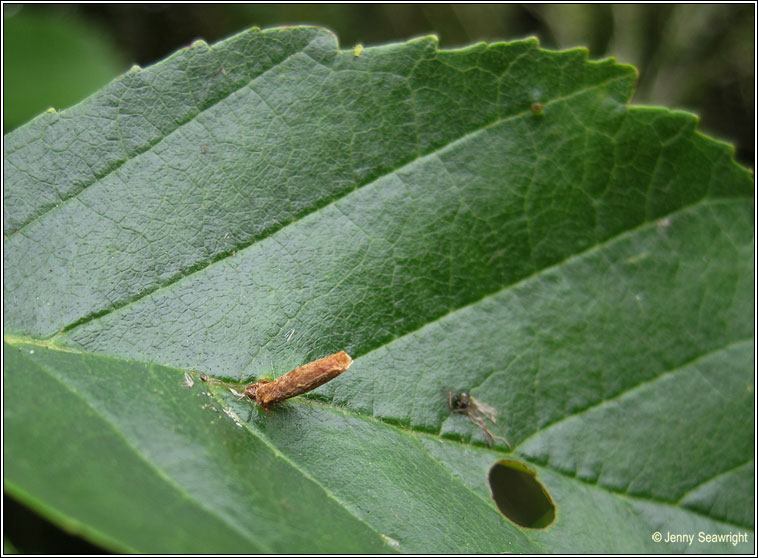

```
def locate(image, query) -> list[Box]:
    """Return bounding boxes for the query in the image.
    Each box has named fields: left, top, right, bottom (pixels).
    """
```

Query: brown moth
left=245, top=351, right=353, bottom=410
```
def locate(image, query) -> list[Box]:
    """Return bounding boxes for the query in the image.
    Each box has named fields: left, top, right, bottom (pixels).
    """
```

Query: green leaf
left=3, top=26, right=754, bottom=553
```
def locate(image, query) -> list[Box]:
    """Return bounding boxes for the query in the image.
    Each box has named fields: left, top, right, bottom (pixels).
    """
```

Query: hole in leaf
left=488, top=460, right=555, bottom=528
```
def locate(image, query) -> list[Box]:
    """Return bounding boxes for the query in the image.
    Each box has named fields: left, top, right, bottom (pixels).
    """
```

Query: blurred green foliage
left=1, top=3, right=754, bottom=553
left=2, top=5, right=126, bottom=131
left=3, top=4, right=754, bottom=165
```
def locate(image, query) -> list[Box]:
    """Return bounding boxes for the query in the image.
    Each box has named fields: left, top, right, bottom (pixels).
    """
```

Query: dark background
left=2, top=3, right=755, bottom=554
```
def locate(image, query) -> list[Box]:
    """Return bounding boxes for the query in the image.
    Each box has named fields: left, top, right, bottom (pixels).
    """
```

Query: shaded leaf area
left=3, top=343, right=393, bottom=554
left=3, top=26, right=754, bottom=554
left=4, top=342, right=752, bottom=553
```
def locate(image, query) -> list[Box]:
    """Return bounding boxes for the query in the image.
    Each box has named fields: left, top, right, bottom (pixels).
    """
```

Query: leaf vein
left=58, top=73, right=634, bottom=337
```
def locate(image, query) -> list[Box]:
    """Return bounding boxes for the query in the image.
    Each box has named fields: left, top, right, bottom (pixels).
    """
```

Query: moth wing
left=470, top=397, right=498, bottom=423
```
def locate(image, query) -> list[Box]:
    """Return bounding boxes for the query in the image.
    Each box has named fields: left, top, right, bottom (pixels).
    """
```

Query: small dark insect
left=448, top=391, right=510, bottom=448
left=199, top=374, right=209, bottom=382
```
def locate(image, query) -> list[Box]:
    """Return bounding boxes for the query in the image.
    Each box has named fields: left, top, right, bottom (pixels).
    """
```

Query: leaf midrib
left=18, top=349, right=272, bottom=553
left=243, top=391, right=757, bottom=533
left=10, top=340, right=399, bottom=554
left=12, top=195, right=750, bottom=489
left=213, top=395, right=400, bottom=553
left=8, top=331, right=752, bottom=534
left=12, top=195, right=749, bottom=444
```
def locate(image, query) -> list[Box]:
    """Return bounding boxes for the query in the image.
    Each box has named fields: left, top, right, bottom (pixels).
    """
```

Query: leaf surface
left=3, top=26, right=754, bottom=553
